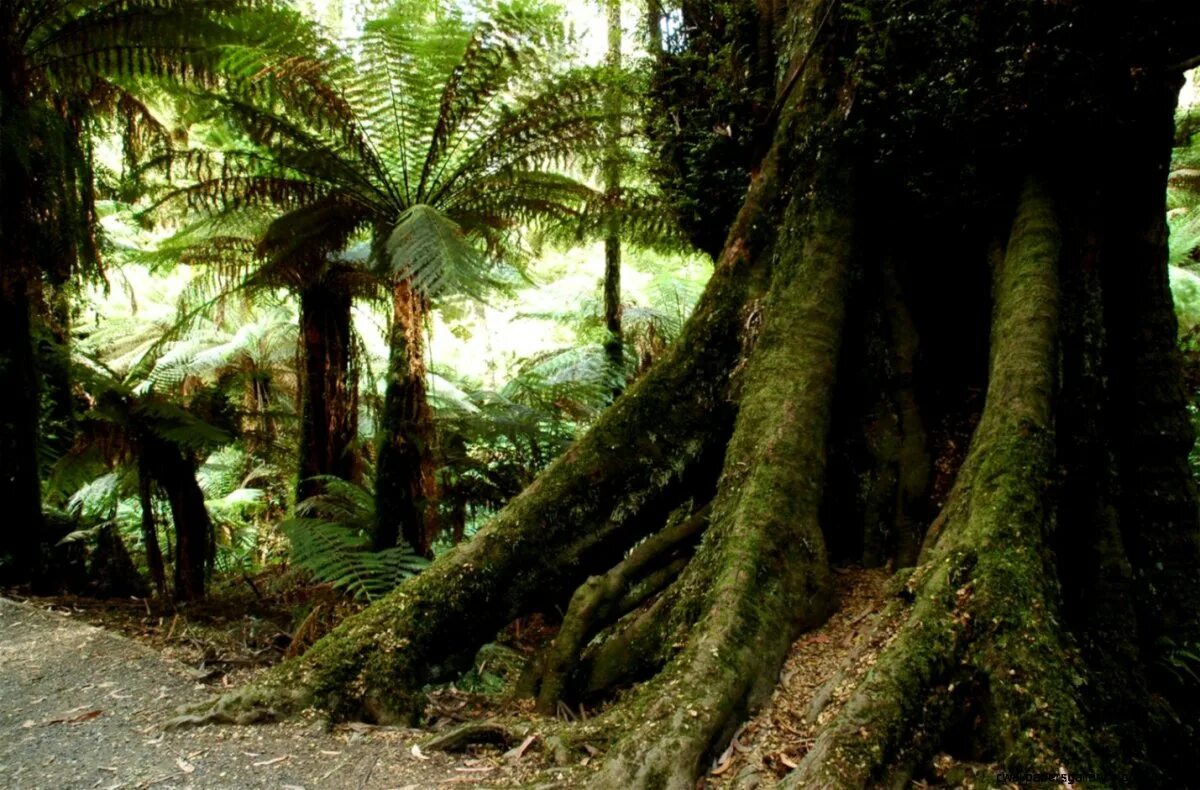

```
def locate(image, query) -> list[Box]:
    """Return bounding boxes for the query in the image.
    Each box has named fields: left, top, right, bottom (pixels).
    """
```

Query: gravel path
left=0, top=597, right=542, bottom=789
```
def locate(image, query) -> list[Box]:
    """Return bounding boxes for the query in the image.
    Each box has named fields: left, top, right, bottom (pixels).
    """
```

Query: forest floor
left=0, top=567, right=898, bottom=789
left=0, top=596, right=561, bottom=789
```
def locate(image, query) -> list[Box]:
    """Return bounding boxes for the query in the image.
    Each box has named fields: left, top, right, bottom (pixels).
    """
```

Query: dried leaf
left=252, top=756, right=288, bottom=767
left=504, top=734, right=537, bottom=761
left=46, top=709, right=102, bottom=725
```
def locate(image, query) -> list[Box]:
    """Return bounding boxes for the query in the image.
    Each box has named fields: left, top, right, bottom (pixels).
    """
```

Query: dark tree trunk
left=137, top=454, right=168, bottom=599
left=34, top=272, right=77, bottom=465
left=374, top=280, right=438, bottom=555
left=178, top=3, right=1200, bottom=786
left=144, top=438, right=213, bottom=602
left=0, top=90, right=45, bottom=586
left=603, top=0, right=624, bottom=391
left=0, top=266, right=44, bottom=585
left=297, top=282, right=359, bottom=503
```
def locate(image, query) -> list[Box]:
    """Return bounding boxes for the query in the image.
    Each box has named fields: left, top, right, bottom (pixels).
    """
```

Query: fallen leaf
left=252, top=756, right=289, bottom=767
left=710, top=748, right=736, bottom=776
left=504, top=734, right=537, bottom=762
left=46, top=709, right=102, bottom=725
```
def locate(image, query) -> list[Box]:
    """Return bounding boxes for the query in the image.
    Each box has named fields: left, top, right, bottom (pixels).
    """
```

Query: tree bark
left=374, top=280, right=438, bottom=555
left=603, top=0, right=624, bottom=392
left=297, top=281, right=359, bottom=503
left=0, top=266, right=44, bottom=585
left=0, top=90, right=45, bottom=586
left=137, top=454, right=168, bottom=600
left=144, top=437, right=213, bottom=602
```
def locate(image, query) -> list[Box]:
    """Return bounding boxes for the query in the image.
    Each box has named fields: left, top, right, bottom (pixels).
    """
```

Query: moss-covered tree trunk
left=374, top=280, right=438, bottom=555
left=297, top=280, right=359, bottom=503
left=603, top=0, right=625, bottom=392
left=183, top=1, right=1200, bottom=785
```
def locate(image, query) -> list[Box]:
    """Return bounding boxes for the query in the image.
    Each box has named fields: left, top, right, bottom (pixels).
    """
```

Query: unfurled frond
left=134, top=401, right=232, bottom=449
left=385, top=203, right=494, bottom=299
left=282, top=477, right=428, bottom=599
left=67, top=471, right=133, bottom=519
left=502, top=344, right=625, bottom=420
left=168, top=0, right=604, bottom=304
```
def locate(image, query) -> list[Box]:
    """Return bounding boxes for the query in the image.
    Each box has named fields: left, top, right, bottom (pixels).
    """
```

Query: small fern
left=281, top=477, right=428, bottom=600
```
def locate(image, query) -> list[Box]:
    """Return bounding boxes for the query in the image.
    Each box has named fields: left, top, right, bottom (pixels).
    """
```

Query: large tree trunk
left=374, top=280, right=438, bottom=555
left=0, top=90, right=46, bottom=586
left=0, top=267, right=44, bottom=585
left=180, top=2, right=1200, bottom=785
left=297, top=281, right=359, bottom=503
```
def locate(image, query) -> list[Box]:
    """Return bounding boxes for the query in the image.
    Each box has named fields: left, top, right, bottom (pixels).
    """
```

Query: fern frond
left=282, top=477, right=428, bottom=599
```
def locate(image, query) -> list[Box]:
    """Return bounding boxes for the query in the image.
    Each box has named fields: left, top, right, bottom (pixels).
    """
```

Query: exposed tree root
left=422, top=721, right=526, bottom=752
left=783, top=177, right=1093, bottom=786
left=586, top=163, right=854, bottom=789
left=531, top=504, right=710, bottom=714
left=164, top=687, right=286, bottom=730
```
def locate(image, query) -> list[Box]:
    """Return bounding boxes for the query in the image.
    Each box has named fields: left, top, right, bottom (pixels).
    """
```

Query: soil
left=0, top=597, right=564, bottom=789
left=0, top=567, right=898, bottom=789
left=705, top=567, right=902, bottom=787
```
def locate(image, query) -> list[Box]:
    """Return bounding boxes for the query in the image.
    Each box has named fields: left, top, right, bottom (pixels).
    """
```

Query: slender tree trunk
left=603, top=0, right=624, bottom=391
left=145, top=438, right=212, bottom=602
left=297, top=282, right=358, bottom=503
left=374, top=280, right=438, bottom=555
left=645, top=0, right=661, bottom=54
left=137, top=454, right=168, bottom=600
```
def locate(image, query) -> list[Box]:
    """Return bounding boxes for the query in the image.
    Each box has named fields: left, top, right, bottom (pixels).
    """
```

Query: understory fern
left=280, top=477, right=428, bottom=600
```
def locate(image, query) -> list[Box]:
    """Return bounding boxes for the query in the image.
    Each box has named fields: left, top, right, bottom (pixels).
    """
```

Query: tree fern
left=280, top=477, right=428, bottom=600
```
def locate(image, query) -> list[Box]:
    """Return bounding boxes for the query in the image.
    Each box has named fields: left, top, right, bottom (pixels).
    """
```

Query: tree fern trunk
left=297, top=281, right=358, bottom=503
left=374, top=280, right=438, bottom=555
left=146, top=439, right=213, bottom=602
left=137, top=454, right=168, bottom=600
left=603, top=0, right=624, bottom=393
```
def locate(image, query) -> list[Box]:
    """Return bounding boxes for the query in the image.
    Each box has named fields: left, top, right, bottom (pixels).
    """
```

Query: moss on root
left=784, top=177, right=1100, bottom=787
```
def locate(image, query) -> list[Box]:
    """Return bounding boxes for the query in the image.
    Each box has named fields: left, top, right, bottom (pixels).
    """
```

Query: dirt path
left=0, top=598, right=551, bottom=790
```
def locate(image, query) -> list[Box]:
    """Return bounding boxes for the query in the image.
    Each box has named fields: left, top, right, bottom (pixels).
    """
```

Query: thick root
left=164, top=686, right=291, bottom=731
left=422, top=721, right=527, bottom=752
left=533, top=504, right=709, bottom=713
left=588, top=157, right=854, bottom=789
left=786, top=177, right=1096, bottom=786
